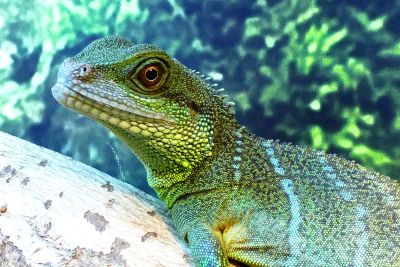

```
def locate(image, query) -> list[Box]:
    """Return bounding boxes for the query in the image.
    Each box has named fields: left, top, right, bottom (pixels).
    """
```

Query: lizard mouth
left=51, top=83, right=172, bottom=131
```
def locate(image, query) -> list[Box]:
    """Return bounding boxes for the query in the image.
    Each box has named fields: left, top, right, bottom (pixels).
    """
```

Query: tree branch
left=0, top=131, right=192, bottom=266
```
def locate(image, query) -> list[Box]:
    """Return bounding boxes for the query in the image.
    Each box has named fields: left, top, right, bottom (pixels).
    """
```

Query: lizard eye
left=137, top=64, right=165, bottom=90
left=131, top=58, right=168, bottom=93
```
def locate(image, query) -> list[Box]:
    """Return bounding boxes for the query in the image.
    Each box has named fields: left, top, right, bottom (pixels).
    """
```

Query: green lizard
left=52, top=36, right=400, bottom=267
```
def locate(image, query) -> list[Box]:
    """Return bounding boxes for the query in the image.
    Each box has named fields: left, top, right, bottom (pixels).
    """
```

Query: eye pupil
left=145, top=68, right=158, bottom=81
left=136, top=62, right=166, bottom=91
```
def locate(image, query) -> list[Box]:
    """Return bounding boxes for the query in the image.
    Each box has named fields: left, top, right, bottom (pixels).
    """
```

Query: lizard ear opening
left=188, top=101, right=199, bottom=117
left=132, top=59, right=168, bottom=92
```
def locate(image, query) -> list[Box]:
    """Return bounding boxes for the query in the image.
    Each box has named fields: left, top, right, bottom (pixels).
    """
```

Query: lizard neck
left=153, top=111, right=242, bottom=208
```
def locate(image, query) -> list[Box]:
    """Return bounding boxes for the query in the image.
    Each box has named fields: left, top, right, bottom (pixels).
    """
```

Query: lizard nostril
left=79, top=64, right=92, bottom=77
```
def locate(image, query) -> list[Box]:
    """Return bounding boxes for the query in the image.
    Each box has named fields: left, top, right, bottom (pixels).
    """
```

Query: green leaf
left=321, top=28, right=348, bottom=53
left=234, top=92, right=251, bottom=112
left=380, top=42, right=400, bottom=57
left=310, top=125, right=328, bottom=150
left=352, top=145, right=392, bottom=166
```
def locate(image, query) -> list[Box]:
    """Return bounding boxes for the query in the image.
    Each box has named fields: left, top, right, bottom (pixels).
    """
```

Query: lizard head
left=52, top=36, right=236, bottom=191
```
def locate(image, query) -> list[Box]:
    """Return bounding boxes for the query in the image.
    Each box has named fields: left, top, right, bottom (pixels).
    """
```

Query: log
left=0, top=131, right=192, bottom=267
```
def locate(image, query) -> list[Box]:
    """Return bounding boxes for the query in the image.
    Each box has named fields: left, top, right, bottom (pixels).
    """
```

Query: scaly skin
left=52, top=36, right=400, bottom=267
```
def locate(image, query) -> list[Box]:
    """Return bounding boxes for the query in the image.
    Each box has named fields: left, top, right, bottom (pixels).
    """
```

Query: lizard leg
left=188, top=224, right=230, bottom=267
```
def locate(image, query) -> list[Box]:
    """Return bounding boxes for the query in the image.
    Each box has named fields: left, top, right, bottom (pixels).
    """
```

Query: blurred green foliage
left=0, top=0, right=399, bottom=194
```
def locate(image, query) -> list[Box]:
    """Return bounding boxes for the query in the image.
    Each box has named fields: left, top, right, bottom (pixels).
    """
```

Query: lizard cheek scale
left=52, top=36, right=400, bottom=267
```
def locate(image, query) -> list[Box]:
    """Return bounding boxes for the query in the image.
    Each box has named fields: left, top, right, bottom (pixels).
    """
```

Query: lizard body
left=52, top=36, right=400, bottom=267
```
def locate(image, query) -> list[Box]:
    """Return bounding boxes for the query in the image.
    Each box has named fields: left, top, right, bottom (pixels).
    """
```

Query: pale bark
left=0, top=131, right=192, bottom=267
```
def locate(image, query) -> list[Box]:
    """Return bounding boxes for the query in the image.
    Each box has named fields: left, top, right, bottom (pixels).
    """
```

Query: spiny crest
left=188, top=68, right=236, bottom=115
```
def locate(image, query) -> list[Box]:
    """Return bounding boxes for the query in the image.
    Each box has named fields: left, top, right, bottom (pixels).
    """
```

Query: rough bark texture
left=0, top=131, right=192, bottom=267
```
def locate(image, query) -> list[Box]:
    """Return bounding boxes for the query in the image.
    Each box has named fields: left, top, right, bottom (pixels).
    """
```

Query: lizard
left=51, top=36, right=400, bottom=267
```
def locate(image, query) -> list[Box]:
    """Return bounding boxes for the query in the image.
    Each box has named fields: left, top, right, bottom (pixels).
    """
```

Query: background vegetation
left=1, top=0, right=399, bottom=195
